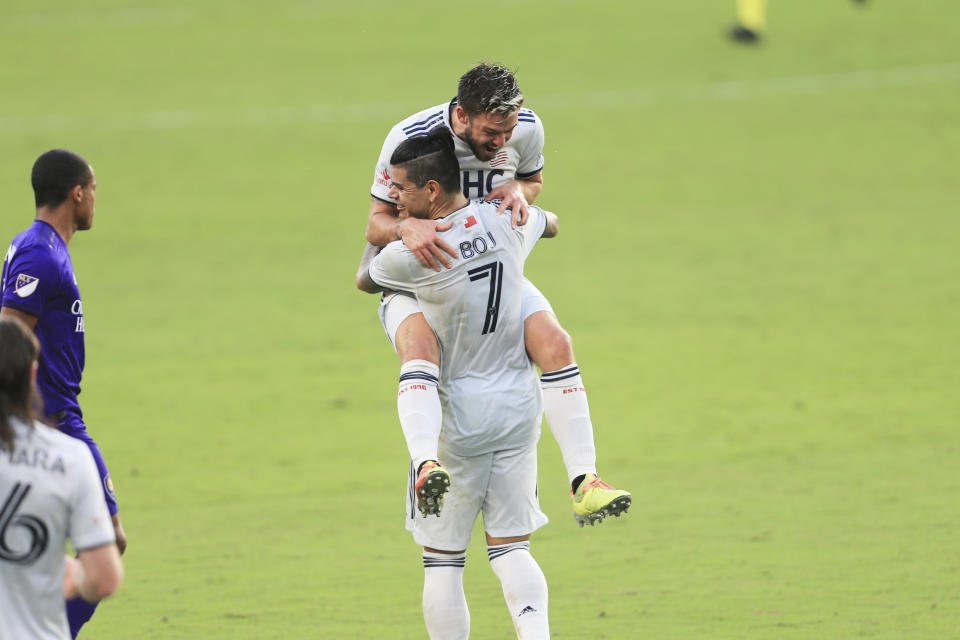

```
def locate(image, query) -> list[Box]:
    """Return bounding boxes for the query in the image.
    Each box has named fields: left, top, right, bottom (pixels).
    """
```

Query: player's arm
left=356, top=242, right=383, bottom=293
left=364, top=197, right=457, bottom=272
left=485, top=172, right=544, bottom=229
left=0, top=306, right=39, bottom=331
left=63, top=544, right=123, bottom=602
left=542, top=210, right=558, bottom=238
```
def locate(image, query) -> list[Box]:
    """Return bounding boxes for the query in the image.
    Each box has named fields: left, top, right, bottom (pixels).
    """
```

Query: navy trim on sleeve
left=371, top=194, right=396, bottom=205
left=516, top=166, right=543, bottom=179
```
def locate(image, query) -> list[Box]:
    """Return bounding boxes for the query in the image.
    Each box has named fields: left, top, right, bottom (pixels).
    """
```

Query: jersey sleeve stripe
left=402, top=112, right=444, bottom=136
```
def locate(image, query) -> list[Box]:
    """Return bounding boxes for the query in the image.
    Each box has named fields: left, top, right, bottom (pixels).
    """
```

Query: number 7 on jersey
left=467, top=261, right=503, bottom=335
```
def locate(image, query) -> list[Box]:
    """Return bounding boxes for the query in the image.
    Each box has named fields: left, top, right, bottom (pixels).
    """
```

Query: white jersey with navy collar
left=371, top=100, right=545, bottom=204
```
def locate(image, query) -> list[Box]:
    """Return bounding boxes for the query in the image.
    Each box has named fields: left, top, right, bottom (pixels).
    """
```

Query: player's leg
left=521, top=280, right=630, bottom=523
left=421, top=547, right=469, bottom=640
left=525, top=309, right=597, bottom=482
left=58, top=422, right=124, bottom=638
left=483, top=445, right=550, bottom=639
left=380, top=292, right=448, bottom=513
left=408, top=449, right=488, bottom=640
left=730, top=0, right=767, bottom=42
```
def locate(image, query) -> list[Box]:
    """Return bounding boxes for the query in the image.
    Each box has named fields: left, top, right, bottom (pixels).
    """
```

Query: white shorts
left=378, top=279, right=555, bottom=350
left=405, top=441, right=549, bottom=551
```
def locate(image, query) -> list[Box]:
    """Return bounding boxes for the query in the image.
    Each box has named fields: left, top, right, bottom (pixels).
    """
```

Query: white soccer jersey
left=370, top=101, right=545, bottom=204
left=370, top=201, right=549, bottom=456
left=0, top=419, right=115, bottom=640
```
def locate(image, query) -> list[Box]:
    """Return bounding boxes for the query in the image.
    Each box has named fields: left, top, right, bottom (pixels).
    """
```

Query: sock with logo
left=422, top=551, right=469, bottom=640
left=540, top=365, right=598, bottom=485
left=737, top=0, right=767, bottom=31
left=398, top=360, right=442, bottom=471
left=488, top=541, right=550, bottom=639
left=66, top=596, right=98, bottom=639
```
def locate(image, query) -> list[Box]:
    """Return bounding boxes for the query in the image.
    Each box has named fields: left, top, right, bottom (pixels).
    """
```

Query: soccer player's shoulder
left=515, top=107, right=542, bottom=133
left=474, top=201, right=513, bottom=233
left=392, top=102, right=449, bottom=141
left=379, top=238, right=418, bottom=266
left=5, top=233, right=58, bottom=277
left=25, top=422, right=91, bottom=471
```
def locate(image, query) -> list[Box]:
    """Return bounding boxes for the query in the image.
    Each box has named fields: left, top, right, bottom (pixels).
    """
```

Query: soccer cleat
left=729, top=24, right=761, bottom=44
left=415, top=460, right=451, bottom=517
left=571, top=474, right=632, bottom=527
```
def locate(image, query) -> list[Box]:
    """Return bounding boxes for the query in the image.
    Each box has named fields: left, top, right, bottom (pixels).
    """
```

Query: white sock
left=422, top=551, right=469, bottom=640
left=398, top=360, right=441, bottom=470
left=540, top=364, right=597, bottom=484
left=488, top=542, right=549, bottom=639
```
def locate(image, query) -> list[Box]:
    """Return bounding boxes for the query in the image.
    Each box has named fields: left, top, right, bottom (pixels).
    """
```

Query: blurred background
left=1, top=1, right=957, bottom=638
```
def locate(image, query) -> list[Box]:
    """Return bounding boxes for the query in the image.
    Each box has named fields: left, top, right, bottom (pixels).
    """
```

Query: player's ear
left=426, top=180, right=440, bottom=200
left=454, top=105, right=469, bottom=125
left=71, top=184, right=83, bottom=203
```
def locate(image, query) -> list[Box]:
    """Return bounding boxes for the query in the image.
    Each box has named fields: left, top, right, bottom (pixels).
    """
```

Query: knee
left=396, top=315, right=440, bottom=364
left=524, top=315, right=574, bottom=371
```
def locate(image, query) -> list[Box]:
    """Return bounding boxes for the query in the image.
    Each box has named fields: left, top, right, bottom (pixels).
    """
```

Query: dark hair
left=390, top=126, right=461, bottom=194
left=31, top=149, right=92, bottom=208
left=457, top=63, right=524, bottom=117
left=0, top=316, right=42, bottom=452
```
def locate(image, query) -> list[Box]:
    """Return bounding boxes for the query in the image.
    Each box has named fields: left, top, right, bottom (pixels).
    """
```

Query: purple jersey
left=2, top=220, right=86, bottom=423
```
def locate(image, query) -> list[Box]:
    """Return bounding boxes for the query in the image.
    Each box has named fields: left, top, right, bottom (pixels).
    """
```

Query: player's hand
left=63, top=555, right=82, bottom=599
left=398, top=217, right=457, bottom=271
left=485, top=181, right=530, bottom=229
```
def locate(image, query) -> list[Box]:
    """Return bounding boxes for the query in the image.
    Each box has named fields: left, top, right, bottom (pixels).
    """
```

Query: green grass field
left=2, top=1, right=958, bottom=637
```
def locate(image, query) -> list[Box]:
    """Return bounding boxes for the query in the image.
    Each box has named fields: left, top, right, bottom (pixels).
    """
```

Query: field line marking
left=1, top=61, right=958, bottom=134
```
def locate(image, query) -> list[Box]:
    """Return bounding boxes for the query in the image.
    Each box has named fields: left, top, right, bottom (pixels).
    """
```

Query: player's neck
left=449, top=102, right=467, bottom=139
left=35, top=206, right=77, bottom=245
left=430, top=193, right=469, bottom=220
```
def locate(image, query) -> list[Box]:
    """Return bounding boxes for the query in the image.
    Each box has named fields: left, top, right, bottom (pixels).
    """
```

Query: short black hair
left=31, top=149, right=92, bottom=208
left=457, top=63, right=524, bottom=117
left=390, top=126, right=461, bottom=194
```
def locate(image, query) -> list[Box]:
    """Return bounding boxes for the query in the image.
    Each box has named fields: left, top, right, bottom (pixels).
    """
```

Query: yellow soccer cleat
left=415, top=460, right=452, bottom=517
left=571, top=474, right=631, bottom=527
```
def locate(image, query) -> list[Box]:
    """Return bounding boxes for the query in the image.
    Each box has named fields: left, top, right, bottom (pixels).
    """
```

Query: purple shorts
left=57, top=417, right=119, bottom=517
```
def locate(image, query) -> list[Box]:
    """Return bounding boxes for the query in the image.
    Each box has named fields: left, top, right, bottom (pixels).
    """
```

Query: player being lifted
left=359, top=63, right=630, bottom=526
left=359, top=126, right=562, bottom=638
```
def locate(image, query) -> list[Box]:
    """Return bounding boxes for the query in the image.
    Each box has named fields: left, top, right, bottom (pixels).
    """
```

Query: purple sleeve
left=1, top=245, right=60, bottom=317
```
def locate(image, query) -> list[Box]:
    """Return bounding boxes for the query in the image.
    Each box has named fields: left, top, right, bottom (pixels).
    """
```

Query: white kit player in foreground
left=0, top=316, right=123, bottom=640
left=360, top=62, right=630, bottom=526
left=358, top=126, right=558, bottom=639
